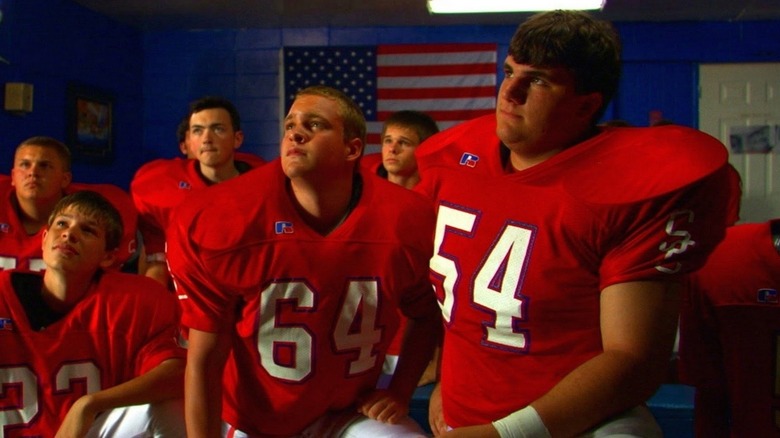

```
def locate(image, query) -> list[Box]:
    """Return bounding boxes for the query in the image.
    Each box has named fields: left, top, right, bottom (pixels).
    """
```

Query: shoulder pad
left=563, top=126, right=728, bottom=204
left=360, top=153, right=383, bottom=174
left=235, top=151, right=266, bottom=168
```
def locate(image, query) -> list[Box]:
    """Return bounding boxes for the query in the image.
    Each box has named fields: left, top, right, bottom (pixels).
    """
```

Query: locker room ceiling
left=72, top=0, right=780, bottom=30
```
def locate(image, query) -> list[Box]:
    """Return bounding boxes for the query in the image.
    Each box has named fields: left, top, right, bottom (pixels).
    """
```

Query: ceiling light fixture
left=427, top=0, right=605, bottom=14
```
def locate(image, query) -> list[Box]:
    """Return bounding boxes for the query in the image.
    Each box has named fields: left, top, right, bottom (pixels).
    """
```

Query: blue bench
left=409, top=383, right=695, bottom=436
left=646, top=384, right=695, bottom=438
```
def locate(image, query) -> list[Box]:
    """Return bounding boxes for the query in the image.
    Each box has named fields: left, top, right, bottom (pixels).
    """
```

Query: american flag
left=283, top=44, right=497, bottom=152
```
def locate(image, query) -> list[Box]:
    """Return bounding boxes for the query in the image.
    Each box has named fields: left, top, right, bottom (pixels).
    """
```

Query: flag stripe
left=378, top=63, right=497, bottom=76
left=378, top=43, right=497, bottom=54
left=378, top=51, right=497, bottom=66
left=378, top=74, right=496, bottom=89
left=378, top=96, right=496, bottom=112
left=378, top=109, right=494, bottom=122
left=378, top=86, right=495, bottom=100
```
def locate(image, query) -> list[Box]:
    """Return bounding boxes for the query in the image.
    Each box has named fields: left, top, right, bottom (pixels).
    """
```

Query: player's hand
left=429, top=382, right=448, bottom=436
left=357, top=389, right=409, bottom=424
left=55, top=395, right=98, bottom=438
left=441, top=424, right=501, bottom=437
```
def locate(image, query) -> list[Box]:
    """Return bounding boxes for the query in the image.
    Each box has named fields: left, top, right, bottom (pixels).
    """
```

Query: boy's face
left=11, top=145, right=72, bottom=204
left=42, top=206, right=115, bottom=274
left=381, top=124, right=420, bottom=178
left=496, top=55, right=601, bottom=166
left=281, top=94, right=361, bottom=180
left=188, top=108, right=244, bottom=169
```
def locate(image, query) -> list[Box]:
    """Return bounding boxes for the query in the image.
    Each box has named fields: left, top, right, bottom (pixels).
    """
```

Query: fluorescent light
left=428, top=0, right=605, bottom=14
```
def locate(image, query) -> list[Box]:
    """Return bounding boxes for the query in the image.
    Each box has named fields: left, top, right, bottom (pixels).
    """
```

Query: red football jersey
left=167, top=160, right=438, bottom=436
left=0, top=179, right=138, bottom=271
left=359, top=153, right=407, bottom=358
left=416, top=115, right=732, bottom=427
left=360, top=152, right=384, bottom=177
left=0, top=270, right=185, bottom=437
left=679, top=221, right=780, bottom=437
left=130, top=154, right=264, bottom=257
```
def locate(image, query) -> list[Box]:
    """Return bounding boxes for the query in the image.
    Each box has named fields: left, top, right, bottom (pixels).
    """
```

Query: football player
left=0, top=190, right=185, bottom=437
left=415, top=10, right=733, bottom=437
left=167, top=85, right=441, bottom=437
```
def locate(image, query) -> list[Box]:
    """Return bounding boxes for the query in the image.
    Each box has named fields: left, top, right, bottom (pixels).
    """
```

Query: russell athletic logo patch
left=275, top=221, right=294, bottom=234
left=459, top=152, right=479, bottom=168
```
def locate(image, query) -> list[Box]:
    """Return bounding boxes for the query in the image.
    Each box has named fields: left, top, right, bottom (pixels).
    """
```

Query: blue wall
left=2, top=0, right=780, bottom=189
left=142, top=25, right=518, bottom=163
left=142, top=20, right=780, bottom=169
left=0, top=0, right=143, bottom=190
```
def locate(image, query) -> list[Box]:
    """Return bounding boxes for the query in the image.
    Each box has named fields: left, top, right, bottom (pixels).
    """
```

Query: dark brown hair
left=509, top=10, right=622, bottom=121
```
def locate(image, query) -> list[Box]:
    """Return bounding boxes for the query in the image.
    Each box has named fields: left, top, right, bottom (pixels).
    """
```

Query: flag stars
left=285, top=47, right=378, bottom=125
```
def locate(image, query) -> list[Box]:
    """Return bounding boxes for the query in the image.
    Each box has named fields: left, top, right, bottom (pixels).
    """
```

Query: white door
left=699, top=63, right=780, bottom=223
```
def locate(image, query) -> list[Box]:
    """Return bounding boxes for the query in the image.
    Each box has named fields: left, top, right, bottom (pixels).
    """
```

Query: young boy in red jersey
left=1, top=137, right=138, bottom=272
left=130, top=97, right=264, bottom=286
left=415, top=10, right=733, bottom=437
left=168, top=85, right=441, bottom=437
left=0, top=190, right=185, bottom=437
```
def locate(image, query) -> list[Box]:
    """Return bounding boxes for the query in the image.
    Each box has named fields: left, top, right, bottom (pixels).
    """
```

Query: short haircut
left=381, top=110, right=440, bottom=144
left=15, top=136, right=72, bottom=171
left=509, top=10, right=622, bottom=121
left=294, top=85, right=366, bottom=145
left=188, top=96, right=242, bottom=131
left=176, top=115, right=189, bottom=144
left=48, top=190, right=124, bottom=252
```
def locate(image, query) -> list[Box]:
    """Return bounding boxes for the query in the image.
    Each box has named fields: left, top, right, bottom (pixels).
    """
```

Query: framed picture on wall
left=66, top=83, right=114, bottom=164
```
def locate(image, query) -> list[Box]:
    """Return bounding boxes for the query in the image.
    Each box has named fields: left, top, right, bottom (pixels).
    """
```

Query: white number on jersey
left=258, top=280, right=382, bottom=382
left=0, top=362, right=101, bottom=436
left=334, top=281, right=382, bottom=375
left=0, top=256, right=16, bottom=271
left=430, top=205, right=477, bottom=323
left=656, top=209, right=696, bottom=274
left=0, top=256, right=45, bottom=272
left=432, top=204, right=533, bottom=352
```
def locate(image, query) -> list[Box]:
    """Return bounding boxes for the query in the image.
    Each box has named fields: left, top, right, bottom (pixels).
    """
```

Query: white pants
left=86, top=399, right=186, bottom=438
left=581, top=405, right=662, bottom=438
left=223, top=410, right=428, bottom=438
left=444, top=404, right=661, bottom=438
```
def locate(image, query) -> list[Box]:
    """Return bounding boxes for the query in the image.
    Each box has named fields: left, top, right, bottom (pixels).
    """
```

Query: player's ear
left=41, top=229, right=48, bottom=251
left=61, top=171, right=73, bottom=189
left=345, top=138, right=363, bottom=162
left=99, top=249, right=117, bottom=269
left=577, top=92, right=603, bottom=120
left=233, top=130, right=244, bottom=150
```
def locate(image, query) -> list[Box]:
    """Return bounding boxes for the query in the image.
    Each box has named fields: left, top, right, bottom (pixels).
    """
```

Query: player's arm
left=135, top=216, right=171, bottom=286
left=528, top=280, right=679, bottom=436
left=185, top=328, right=232, bottom=438
left=56, top=358, right=184, bottom=438
left=418, top=344, right=441, bottom=386
left=428, top=379, right=447, bottom=436
left=360, top=306, right=442, bottom=424
left=443, top=280, right=679, bottom=437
